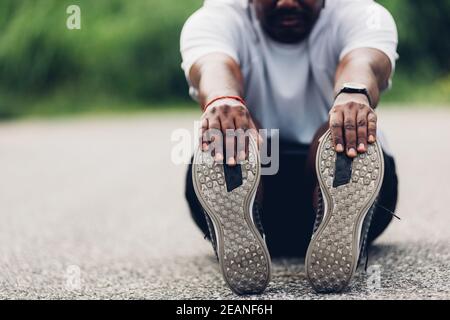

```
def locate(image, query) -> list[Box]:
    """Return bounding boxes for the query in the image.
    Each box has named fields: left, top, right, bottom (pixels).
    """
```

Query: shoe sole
left=305, top=130, right=384, bottom=293
left=192, top=137, right=271, bottom=295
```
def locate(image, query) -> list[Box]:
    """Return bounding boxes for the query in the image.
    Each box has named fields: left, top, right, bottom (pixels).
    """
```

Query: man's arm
left=329, top=48, right=392, bottom=158
left=189, top=53, right=260, bottom=166
left=190, top=53, right=243, bottom=107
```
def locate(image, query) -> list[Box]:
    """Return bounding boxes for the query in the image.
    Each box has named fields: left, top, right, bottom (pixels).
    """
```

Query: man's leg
left=260, top=141, right=315, bottom=257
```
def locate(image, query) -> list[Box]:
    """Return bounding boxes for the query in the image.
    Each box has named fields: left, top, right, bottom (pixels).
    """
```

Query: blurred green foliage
left=377, top=0, right=450, bottom=103
left=0, top=0, right=202, bottom=117
left=0, top=0, right=448, bottom=118
left=378, top=0, right=450, bottom=75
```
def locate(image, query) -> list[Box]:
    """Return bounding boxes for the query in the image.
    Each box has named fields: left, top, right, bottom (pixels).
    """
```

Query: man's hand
left=331, top=48, right=392, bottom=157
left=200, top=98, right=260, bottom=166
left=329, top=92, right=377, bottom=158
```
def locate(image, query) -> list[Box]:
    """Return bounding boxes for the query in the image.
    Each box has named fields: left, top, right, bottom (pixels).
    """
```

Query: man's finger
left=208, top=117, right=223, bottom=163
left=356, top=109, right=369, bottom=153
left=329, top=109, right=344, bottom=152
left=343, top=107, right=357, bottom=158
left=234, top=128, right=246, bottom=163
left=220, top=111, right=236, bottom=165
left=223, top=123, right=237, bottom=166
left=368, top=112, right=377, bottom=143
left=200, top=118, right=209, bottom=151
left=234, top=117, right=248, bottom=163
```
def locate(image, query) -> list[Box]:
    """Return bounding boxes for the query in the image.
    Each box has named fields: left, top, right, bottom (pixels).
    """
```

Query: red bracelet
left=203, top=95, right=246, bottom=111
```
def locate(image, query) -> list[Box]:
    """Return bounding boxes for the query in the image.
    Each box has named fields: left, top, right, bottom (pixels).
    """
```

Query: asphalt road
left=0, top=108, right=449, bottom=300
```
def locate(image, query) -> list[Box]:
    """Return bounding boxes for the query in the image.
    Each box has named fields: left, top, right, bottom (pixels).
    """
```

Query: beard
left=262, top=7, right=316, bottom=44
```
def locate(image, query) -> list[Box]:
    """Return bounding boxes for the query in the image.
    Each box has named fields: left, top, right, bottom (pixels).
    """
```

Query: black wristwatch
left=335, top=83, right=372, bottom=108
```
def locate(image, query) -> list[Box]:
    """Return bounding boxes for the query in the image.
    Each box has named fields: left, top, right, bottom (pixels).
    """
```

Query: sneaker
left=305, top=129, right=384, bottom=293
left=192, top=137, right=272, bottom=294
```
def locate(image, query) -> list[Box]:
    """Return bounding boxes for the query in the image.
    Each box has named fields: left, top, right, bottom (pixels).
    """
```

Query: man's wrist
left=335, top=82, right=373, bottom=108
left=334, top=92, right=372, bottom=109
left=203, top=95, right=246, bottom=112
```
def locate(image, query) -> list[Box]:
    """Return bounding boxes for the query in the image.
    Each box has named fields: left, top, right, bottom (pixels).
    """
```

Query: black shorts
left=185, top=140, right=398, bottom=258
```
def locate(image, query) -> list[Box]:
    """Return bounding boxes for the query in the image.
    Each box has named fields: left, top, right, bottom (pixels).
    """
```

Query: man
left=180, top=0, right=399, bottom=294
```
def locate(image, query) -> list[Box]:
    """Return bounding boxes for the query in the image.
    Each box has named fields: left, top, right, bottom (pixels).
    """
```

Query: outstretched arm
left=190, top=53, right=243, bottom=107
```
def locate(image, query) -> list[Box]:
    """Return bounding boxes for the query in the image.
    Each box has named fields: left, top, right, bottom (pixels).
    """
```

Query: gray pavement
left=0, top=108, right=449, bottom=300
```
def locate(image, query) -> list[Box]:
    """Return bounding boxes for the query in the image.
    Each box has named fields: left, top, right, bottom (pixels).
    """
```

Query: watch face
left=342, top=82, right=367, bottom=91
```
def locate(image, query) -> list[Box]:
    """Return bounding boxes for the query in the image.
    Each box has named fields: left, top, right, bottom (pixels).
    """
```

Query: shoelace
left=375, top=203, right=401, bottom=220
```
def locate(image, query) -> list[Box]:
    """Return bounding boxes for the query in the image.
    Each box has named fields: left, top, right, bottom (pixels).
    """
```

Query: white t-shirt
left=180, top=0, right=398, bottom=146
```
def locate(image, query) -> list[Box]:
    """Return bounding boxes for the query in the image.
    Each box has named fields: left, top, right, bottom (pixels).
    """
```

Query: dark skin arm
left=190, top=52, right=260, bottom=166
left=330, top=47, right=392, bottom=157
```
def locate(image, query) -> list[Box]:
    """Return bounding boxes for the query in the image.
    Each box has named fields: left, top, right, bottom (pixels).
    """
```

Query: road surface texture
left=0, top=108, right=449, bottom=300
